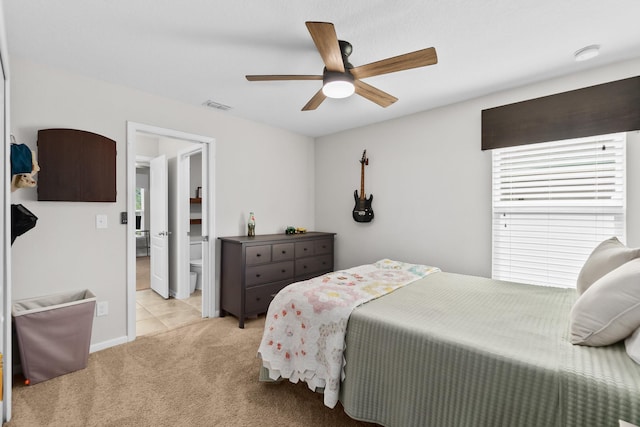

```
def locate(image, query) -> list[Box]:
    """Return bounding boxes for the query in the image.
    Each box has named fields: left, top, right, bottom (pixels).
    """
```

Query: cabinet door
left=37, top=129, right=116, bottom=201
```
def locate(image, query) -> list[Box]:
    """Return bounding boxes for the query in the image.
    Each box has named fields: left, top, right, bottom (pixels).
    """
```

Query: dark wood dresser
left=219, top=232, right=336, bottom=328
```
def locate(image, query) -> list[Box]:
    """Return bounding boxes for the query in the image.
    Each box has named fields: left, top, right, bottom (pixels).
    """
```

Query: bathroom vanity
left=219, top=232, right=335, bottom=328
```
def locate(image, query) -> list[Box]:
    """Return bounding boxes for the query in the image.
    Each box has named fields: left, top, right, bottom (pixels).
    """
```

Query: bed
left=258, top=260, right=640, bottom=427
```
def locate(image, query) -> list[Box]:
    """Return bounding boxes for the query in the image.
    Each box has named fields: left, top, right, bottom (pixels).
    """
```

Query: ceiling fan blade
left=246, top=75, right=323, bottom=81
left=351, top=47, right=437, bottom=80
left=302, top=89, right=327, bottom=111
left=354, top=80, right=398, bottom=108
left=305, top=21, right=345, bottom=72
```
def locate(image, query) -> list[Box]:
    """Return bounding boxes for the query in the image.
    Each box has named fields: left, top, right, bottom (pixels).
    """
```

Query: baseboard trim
left=90, top=335, right=128, bottom=353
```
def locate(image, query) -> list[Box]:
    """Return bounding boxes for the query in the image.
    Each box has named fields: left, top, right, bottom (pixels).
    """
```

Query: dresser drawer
left=246, top=245, right=271, bottom=265
left=271, top=243, right=294, bottom=262
left=295, top=254, right=333, bottom=277
left=245, top=281, right=287, bottom=315
left=314, top=239, right=332, bottom=255
left=246, top=261, right=294, bottom=287
left=295, top=241, right=315, bottom=258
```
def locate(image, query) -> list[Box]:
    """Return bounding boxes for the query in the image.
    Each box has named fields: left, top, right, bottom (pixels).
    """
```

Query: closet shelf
left=190, top=219, right=202, bottom=225
left=190, top=197, right=202, bottom=204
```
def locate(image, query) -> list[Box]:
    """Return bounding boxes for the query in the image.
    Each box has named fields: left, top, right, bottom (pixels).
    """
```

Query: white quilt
left=257, top=259, right=440, bottom=408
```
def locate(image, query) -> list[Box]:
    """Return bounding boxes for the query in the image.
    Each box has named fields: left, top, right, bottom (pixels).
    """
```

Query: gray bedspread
left=339, top=272, right=640, bottom=427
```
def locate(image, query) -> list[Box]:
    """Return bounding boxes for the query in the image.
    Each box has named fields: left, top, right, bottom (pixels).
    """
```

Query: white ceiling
left=4, top=0, right=640, bottom=138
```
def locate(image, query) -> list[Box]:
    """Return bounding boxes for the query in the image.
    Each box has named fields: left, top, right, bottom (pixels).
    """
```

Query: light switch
left=96, top=301, right=108, bottom=316
left=96, top=214, right=108, bottom=229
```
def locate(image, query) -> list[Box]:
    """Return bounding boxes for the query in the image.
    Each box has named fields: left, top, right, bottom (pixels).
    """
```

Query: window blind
left=492, top=133, right=626, bottom=287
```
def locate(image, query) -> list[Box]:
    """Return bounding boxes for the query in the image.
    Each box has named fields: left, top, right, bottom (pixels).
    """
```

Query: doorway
left=126, top=122, right=216, bottom=341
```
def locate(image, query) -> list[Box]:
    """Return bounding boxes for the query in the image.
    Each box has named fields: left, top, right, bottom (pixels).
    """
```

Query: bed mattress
left=339, top=272, right=640, bottom=427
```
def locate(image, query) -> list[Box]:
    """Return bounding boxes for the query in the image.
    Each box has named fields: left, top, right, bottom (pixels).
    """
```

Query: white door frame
left=126, top=122, right=216, bottom=341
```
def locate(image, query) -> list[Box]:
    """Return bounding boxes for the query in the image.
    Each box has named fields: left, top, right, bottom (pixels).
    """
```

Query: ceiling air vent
left=202, top=100, right=232, bottom=111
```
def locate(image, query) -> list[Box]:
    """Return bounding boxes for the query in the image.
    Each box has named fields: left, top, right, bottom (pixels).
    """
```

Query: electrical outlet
left=96, top=301, right=108, bottom=317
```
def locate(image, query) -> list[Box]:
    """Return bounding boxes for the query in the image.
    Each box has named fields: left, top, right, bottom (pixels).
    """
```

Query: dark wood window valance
left=481, top=75, right=640, bottom=150
left=37, top=128, right=117, bottom=202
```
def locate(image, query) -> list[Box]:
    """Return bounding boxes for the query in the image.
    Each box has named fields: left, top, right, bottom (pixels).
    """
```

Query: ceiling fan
left=246, top=21, right=438, bottom=111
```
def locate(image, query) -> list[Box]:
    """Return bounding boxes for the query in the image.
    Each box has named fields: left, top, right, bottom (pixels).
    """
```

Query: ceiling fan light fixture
left=322, top=71, right=355, bottom=99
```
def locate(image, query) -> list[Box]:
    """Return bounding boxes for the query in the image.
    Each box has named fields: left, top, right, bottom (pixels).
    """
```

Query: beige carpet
left=5, top=316, right=377, bottom=427
left=136, top=256, right=150, bottom=291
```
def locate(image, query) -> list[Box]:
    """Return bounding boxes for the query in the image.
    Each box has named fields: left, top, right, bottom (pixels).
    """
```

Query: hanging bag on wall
left=11, top=204, right=38, bottom=244
left=10, top=135, right=34, bottom=176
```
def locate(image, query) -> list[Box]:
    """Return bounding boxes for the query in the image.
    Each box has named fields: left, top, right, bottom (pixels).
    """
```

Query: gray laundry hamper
left=12, top=289, right=96, bottom=385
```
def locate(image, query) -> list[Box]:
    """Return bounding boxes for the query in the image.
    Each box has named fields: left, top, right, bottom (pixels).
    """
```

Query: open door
left=176, top=145, right=210, bottom=312
left=126, top=121, right=216, bottom=341
left=150, top=154, right=169, bottom=299
left=199, top=143, right=213, bottom=317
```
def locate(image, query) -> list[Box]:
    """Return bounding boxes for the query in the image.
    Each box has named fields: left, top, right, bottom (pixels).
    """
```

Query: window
left=492, top=133, right=626, bottom=288
left=135, top=187, right=145, bottom=230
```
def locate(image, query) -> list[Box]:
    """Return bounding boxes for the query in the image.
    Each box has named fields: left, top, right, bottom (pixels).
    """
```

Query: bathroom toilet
left=189, top=240, right=203, bottom=294
left=189, top=271, right=197, bottom=294
left=190, top=259, right=202, bottom=293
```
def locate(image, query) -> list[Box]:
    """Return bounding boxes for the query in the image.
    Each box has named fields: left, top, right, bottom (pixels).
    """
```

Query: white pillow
left=625, top=327, right=640, bottom=365
left=570, top=258, right=640, bottom=346
left=576, top=237, right=640, bottom=295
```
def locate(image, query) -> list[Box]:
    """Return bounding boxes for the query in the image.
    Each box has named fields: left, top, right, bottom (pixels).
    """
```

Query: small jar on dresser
left=219, top=231, right=336, bottom=328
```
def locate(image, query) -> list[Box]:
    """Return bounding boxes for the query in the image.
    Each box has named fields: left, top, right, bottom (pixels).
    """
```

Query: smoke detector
left=574, top=45, right=600, bottom=62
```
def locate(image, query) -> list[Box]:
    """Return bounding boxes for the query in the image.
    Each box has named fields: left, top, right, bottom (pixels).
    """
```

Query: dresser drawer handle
left=303, top=248, right=308, bottom=251
left=303, top=265, right=308, bottom=269
left=256, top=274, right=261, bottom=278
left=256, top=253, right=262, bottom=257
left=281, top=269, right=286, bottom=273
left=281, top=250, right=287, bottom=254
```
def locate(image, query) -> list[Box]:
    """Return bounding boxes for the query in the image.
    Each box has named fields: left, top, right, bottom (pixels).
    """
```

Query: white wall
left=316, top=58, right=640, bottom=277
left=9, top=57, right=315, bottom=347
left=190, top=152, right=202, bottom=199
left=135, top=134, right=159, bottom=158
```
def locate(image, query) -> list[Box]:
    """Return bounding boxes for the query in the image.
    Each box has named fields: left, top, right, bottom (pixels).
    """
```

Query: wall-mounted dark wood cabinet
left=37, top=128, right=116, bottom=202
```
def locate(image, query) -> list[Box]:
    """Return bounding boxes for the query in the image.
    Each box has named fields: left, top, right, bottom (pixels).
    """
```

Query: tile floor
left=136, top=289, right=202, bottom=337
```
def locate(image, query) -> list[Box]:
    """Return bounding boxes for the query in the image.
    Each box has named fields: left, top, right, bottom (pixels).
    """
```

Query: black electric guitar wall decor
left=353, top=150, right=374, bottom=222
